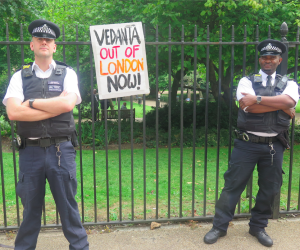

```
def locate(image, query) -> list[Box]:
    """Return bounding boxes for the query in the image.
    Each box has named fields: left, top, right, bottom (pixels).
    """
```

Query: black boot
left=204, top=227, right=227, bottom=244
left=249, top=229, right=273, bottom=247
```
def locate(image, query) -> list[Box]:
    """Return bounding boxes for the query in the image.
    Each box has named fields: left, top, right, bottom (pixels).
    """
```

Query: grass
left=296, top=102, right=300, bottom=113
left=111, top=100, right=153, bottom=118
left=0, top=146, right=299, bottom=226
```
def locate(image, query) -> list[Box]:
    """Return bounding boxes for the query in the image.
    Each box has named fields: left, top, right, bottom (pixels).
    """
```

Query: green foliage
left=77, top=118, right=235, bottom=148
left=145, top=99, right=238, bottom=131
left=291, top=124, right=300, bottom=143
left=0, top=0, right=46, bottom=72
left=2, top=0, right=300, bottom=111
left=0, top=70, right=9, bottom=122
left=0, top=116, right=11, bottom=137
left=77, top=121, right=114, bottom=147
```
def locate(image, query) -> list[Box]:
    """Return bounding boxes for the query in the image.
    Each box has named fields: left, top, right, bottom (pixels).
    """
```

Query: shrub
left=0, top=116, right=11, bottom=137
left=0, top=70, right=9, bottom=122
left=76, top=120, right=235, bottom=148
left=145, top=99, right=238, bottom=131
left=291, top=124, right=300, bottom=143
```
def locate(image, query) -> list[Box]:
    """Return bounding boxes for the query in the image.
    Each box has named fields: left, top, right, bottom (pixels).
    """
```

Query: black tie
left=266, top=75, right=272, bottom=86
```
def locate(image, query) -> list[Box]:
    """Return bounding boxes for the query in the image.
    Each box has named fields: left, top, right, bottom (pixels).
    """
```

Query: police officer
left=3, top=19, right=89, bottom=249
left=203, top=39, right=299, bottom=247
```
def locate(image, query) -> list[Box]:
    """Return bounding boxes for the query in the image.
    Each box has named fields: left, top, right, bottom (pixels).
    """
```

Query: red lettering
left=108, top=48, right=114, bottom=59
left=133, top=45, right=140, bottom=58
left=125, top=47, right=132, bottom=58
left=113, top=46, right=120, bottom=59
left=100, top=48, right=108, bottom=59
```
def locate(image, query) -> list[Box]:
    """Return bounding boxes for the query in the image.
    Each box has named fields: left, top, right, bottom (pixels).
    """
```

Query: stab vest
left=237, top=73, right=291, bottom=134
left=17, top=61, right=76, bottom=138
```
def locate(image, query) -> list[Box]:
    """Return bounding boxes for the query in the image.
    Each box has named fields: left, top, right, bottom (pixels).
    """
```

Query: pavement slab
left=0, top=218, right=299, bottom=249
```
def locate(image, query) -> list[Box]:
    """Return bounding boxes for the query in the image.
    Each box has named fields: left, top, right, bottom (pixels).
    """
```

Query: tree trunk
left=171, top=69, right=183, bottom=104
left=149, top=85, right=157, bottom=97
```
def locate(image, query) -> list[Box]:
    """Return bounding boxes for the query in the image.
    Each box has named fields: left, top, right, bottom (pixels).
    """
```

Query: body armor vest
left=237, top=73, right=291, bottom=134
left=17, top=62, right=76, bottom=138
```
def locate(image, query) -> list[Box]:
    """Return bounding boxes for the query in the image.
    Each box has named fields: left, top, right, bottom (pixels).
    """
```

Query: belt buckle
left=39, top=138, right=51, bottom=147
left=234, top=129, right=239, bottom=138
left=242, top=132, right=249, bottom=142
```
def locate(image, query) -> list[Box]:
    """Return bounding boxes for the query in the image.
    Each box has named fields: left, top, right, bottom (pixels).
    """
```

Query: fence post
left=272, top=22, right=289, bottom=219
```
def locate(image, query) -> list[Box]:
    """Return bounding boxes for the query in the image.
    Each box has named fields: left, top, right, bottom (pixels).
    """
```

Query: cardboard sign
left=90, top=22, right=150, bottom=99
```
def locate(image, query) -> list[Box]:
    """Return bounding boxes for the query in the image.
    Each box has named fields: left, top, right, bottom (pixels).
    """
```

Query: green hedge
left=145, top=99, right=238, bottom=131
left=77, top=120, right=236, bottom=149
left=76, top=120, right=300, bottom=149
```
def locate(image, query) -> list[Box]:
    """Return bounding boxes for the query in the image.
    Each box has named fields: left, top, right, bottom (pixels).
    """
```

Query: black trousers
left=15, top=141, right=89, bottom=250
left=213, top=139, right=284, bottom=232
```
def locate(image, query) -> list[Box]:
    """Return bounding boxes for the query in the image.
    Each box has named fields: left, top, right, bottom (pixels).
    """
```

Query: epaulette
left=248, top=73, right=262, bottom=85
left=15, top=62, right=33, bottom=73
left=55, top=60, right=68, bottom=67
left=55, top=60, right=74, bottom=71
left=275, top=74, right=288, bottom=91
left=21, top=63, right=34, bottom=78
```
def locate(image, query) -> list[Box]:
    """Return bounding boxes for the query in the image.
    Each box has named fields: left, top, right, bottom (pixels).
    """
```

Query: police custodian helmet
left=28, top=19, right=60, bottom=39
left=257, top=39, right=286, bottom=56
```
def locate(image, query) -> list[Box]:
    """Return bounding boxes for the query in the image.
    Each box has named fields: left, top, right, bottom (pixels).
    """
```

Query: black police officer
left=203, top=39, right=299, bottom=247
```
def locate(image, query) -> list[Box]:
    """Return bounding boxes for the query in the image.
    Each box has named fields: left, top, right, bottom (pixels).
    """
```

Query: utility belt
left=14, top=132, right=79, bottom=150
left=235, top=130, right=278, bottom=143
left=235, top=129, right=290, bottom=149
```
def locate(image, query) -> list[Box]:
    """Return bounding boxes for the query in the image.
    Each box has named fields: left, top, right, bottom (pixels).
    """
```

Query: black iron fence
left=0, top=22, right=299, bottom=230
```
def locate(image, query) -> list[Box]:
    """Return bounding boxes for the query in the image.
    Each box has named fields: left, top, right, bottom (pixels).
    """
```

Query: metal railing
left=0, top=22, right=299, bottom=230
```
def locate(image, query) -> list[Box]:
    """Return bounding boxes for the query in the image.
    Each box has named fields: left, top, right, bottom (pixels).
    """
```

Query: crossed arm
left=6, top=91, right=77, bottom=122
left=239, top=93, right=296, bottom=118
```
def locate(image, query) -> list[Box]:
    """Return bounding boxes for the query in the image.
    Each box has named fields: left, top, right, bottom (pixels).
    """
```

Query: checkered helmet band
left=261, top=43, right=282, bottom=54
left=32, top=24, right=56, bottom=38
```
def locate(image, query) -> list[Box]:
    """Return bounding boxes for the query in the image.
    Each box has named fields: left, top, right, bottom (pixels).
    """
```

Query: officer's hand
left=283, top=108, right=295, bottom=119
left=240, top=92, right=257, bottom=106
left=239, top=99, right=246, bottom=110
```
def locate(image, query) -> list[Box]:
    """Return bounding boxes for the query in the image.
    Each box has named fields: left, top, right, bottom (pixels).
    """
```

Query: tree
left=0, top=0, right=46, bottom=120
left=43, top=0, right=300, bottom=108
left=2, top=0, right=300, bottom=111
left=0, top=0, right=46, bottom=72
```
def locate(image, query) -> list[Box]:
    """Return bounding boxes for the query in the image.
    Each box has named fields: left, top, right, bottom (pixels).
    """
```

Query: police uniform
left=3, top=20, right=89, bottom=250
left=204, top=39, right=299, bottom=247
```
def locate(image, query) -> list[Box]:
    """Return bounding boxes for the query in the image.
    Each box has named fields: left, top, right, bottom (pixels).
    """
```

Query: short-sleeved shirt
left=236, top=69, right=299, bottom=136
left=2, top=60, right=81, bottom=106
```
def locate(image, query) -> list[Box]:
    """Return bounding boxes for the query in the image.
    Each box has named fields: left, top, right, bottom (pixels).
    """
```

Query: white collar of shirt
left=259, top=69, right=276, bottom=86
left=32, top=60, right=56, bottom=78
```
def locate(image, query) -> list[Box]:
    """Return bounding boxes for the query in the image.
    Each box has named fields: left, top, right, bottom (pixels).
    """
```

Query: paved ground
left=0, top=217, right=299, bottom=249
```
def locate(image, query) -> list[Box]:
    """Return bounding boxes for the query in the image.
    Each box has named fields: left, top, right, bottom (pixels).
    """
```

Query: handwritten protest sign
left=90, top=22, right=150, bottom=99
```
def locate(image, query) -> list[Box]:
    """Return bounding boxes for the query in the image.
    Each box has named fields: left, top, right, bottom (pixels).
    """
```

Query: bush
left=76, top=120, right=235, bottom=148
left=76, top=120, right=143, bottom=148
left=0, top=70, right=9, bottom=122
left=145, top=99, right=238, bottom=131
left=291, top=124, right=300, bottom=143
left=0, top=116, right=12, bottom=137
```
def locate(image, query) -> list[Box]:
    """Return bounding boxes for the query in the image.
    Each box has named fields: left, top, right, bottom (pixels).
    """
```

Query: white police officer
left=203, top=39, right=299, bottom=247
left=3, top=19, right=89, bottom=249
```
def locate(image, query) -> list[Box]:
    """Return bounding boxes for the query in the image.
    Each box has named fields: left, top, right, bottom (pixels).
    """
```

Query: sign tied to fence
left=90, top=22, right=150, bottom=99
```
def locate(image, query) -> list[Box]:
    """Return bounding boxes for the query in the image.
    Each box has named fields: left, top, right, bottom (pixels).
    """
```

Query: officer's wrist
left=29, top=98, right=35, bottom=109
left=256, top=95, right=262, bottom=104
